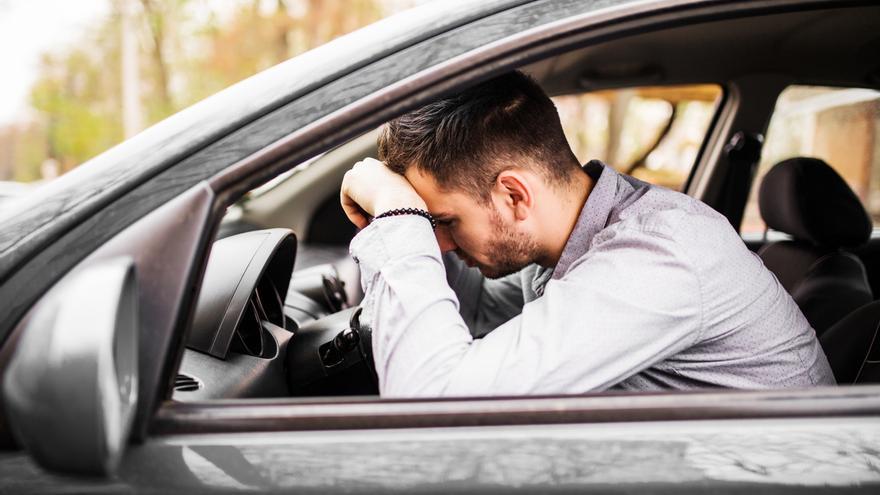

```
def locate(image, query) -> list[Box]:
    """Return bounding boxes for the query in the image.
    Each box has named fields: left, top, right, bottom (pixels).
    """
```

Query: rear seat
left=821, top=301, right=880, bottom=384
left=757, top=157, right=873, bottom=336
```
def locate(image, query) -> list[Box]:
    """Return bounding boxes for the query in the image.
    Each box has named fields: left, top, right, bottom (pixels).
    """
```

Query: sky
left=0, top=0, right=111, bottom=125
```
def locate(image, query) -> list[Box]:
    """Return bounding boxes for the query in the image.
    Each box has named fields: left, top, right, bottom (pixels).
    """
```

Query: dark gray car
left=1, top=0, right=880, bottom=492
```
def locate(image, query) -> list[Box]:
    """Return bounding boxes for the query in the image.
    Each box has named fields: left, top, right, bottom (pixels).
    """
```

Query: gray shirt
left=350, top=161, right=835, bottom=397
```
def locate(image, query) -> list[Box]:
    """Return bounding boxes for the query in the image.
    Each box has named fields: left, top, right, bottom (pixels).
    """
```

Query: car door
left=2, top=0, right=880, bottom=492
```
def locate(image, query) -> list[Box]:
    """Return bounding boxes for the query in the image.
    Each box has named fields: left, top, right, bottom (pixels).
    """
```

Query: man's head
left=378, top=70, right=585, bottom=278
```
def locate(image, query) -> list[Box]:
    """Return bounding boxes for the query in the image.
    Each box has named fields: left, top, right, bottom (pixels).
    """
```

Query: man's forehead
left=403, top=166, right=437, bottom=186
left=404, top=166, right=477, bottom=216
left=406, top=167, right=451, bottom=196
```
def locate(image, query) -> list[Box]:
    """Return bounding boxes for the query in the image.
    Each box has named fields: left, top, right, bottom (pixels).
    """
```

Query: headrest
left=759, top=157, right=871, bottom=247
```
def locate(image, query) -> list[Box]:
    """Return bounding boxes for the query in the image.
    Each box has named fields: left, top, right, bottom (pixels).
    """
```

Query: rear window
left=741, top=85, right=880, bottom=235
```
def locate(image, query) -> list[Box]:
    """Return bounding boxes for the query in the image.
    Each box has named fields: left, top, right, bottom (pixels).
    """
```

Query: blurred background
left=0, top=0, right=725, bottom=201
left=1, top=0, right=877, bottom=236
left=0, top=0, right=424, bottom=185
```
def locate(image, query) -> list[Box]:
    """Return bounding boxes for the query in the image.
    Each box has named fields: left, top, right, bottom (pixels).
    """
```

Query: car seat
left=758, top=157, right=873, bottom=336
left=821, top=300, right=880, bottom=384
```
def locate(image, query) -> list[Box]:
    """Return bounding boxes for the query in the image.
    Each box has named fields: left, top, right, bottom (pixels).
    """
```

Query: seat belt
left=718, top=131, right=764, bottom=230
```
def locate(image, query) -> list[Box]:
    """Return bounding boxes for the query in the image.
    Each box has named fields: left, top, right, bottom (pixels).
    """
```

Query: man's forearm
left=351, top=216, right=473, bottom=396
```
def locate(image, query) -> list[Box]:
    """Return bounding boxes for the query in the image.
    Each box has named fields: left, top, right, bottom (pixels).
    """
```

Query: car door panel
left=3, top=416, right=878, bottom=492
left=0, top=183, right=215, bottom=447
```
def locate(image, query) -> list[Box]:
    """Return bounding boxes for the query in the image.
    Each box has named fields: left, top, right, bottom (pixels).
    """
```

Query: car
left=1, top=0, right=880, bottom=492
left=0, top=181, right=31, bottom=213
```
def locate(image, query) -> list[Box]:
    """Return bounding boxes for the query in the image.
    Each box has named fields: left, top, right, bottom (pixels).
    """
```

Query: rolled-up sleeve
left=351, top=217, right=702, bottom=397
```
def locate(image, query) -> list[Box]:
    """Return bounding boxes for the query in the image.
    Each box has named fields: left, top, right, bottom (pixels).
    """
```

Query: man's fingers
left=343, top=208, right=370, bottom=230
left=340, top=171, right=370, bottom=229
left=341, top=194, right=370, bottom=229
left=340, top=157, right=428, bottom=229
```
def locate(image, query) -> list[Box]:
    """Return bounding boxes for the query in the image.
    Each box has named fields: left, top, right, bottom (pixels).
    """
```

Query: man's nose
left=435, top=226, right=457, bottom=252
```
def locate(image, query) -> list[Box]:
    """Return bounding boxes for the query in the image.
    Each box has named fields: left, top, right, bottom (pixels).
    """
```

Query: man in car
left=340, top=70, right=834, bottom=397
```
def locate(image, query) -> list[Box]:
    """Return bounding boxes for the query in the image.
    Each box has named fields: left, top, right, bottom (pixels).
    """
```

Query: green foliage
left=10, top=124, right=48, bottom=182
left=30, top=52, right=124, bottom=168
left=13, top=0, right=406, bottom=182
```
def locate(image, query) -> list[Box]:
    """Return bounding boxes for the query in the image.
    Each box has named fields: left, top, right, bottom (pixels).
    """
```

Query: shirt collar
left=550, top=160, right=622, bottom=280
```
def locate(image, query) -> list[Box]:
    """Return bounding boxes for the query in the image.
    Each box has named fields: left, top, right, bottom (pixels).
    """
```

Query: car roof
left=528, top=5, right=880, bottom=96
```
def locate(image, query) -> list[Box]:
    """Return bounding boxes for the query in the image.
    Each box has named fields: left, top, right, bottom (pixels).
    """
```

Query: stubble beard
left=478, top=206, right=542, bottom=279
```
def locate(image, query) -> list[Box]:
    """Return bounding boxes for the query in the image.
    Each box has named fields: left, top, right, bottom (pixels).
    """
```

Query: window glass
left=552, top=84, right=722, bottom=191
left=741, top=85, right=880, bottom=234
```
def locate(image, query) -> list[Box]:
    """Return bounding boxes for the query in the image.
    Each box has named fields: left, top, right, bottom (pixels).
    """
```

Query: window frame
left=152, top=386, right=880, bottom=436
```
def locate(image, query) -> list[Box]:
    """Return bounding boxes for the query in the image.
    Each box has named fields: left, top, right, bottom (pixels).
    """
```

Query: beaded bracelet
left=374, top=207, right=437, bottom=229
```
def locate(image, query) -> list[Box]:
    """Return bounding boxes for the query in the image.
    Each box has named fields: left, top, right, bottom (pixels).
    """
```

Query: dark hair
left=378, top=70, right=581, bottom=201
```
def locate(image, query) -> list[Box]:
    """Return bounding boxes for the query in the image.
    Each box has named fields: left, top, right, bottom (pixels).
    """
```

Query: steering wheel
left=285, top=306, right=378, bottom=396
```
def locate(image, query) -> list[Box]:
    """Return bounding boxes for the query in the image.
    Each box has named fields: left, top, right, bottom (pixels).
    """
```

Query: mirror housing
left=3, top=258, right=139, bottom=475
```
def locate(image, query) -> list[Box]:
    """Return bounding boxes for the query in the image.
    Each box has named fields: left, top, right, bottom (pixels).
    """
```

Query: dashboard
left=174, top=229, right=377, bottom=401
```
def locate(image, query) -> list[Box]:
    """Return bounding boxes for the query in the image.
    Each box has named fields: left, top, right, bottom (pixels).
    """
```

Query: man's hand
left=340, top=157, right=428, bottom=229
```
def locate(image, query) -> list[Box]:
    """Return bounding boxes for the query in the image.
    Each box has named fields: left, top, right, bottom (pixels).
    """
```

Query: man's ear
left=494, top=170, right=533, bottom=221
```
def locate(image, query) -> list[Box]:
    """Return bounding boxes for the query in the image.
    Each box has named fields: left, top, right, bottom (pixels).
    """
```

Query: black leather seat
left=758, top=157, right=873, bottom=336
left=821, top=300, right=880, bottom=384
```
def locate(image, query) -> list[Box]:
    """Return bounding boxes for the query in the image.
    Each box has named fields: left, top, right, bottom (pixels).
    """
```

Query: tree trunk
left=140, top=0, right=174, bottom=113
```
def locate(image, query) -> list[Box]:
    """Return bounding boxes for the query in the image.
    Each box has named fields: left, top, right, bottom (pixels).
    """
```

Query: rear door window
left=741, top=85, right=880, bottom=236
left=552, top=84, right=722, bottom=191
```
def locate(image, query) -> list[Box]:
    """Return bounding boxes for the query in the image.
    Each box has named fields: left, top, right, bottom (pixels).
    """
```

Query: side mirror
left=3, top=258, right=139, bottom=475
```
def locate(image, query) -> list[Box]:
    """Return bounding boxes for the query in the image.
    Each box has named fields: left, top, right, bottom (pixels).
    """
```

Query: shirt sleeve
left=350, top=216, right=703, bottom=397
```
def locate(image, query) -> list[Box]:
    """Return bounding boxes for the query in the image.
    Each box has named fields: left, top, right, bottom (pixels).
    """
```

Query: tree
left=14, top=0, right=414, bottom=181
left=29, top=25, right=124, bottom=175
